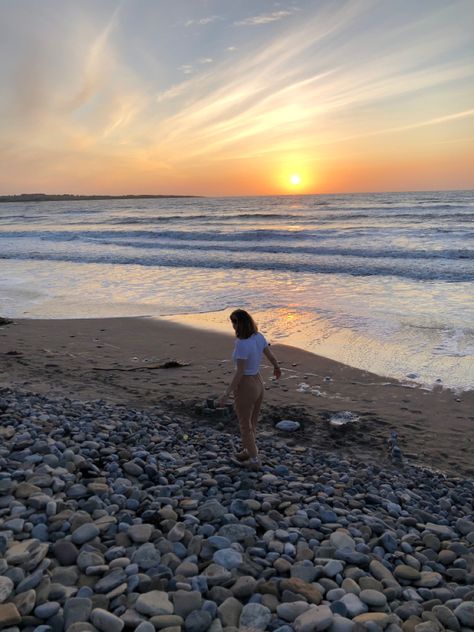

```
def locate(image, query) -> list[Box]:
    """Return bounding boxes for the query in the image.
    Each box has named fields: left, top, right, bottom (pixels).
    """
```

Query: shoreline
left=1, top=316, right=473, bottom=478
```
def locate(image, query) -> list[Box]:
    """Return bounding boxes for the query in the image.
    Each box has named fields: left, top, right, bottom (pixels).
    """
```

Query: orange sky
left=1, top=0, right=473, bottom=196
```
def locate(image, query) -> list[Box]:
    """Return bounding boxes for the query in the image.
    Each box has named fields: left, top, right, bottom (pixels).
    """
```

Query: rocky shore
left=0, top=388, right=473, bottom=632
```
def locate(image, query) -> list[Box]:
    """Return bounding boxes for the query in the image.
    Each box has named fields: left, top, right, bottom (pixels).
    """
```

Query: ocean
left=1, top=190, right=473, bottom=391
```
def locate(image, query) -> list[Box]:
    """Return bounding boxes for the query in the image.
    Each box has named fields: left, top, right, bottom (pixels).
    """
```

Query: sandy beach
left=1, top=316, right=472, bottom=478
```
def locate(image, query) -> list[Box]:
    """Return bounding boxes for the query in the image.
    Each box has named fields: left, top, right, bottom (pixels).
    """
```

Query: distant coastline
left=0, top=193, right=202, bottom=203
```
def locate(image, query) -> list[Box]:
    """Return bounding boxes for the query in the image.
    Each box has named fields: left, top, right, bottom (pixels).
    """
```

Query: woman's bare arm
left=263, top=346, right=281, bottom=379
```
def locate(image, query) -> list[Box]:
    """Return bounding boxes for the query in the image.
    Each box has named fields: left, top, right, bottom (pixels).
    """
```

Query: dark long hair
left=230, top=309, right=258, bottom=339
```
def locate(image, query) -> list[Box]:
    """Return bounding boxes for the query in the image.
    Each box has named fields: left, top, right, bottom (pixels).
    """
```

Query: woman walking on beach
left=217, top=309, right=281, bottom=469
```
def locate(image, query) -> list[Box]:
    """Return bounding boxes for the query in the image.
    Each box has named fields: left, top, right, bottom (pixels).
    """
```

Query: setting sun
left=290, top=174, right=301, bottom=186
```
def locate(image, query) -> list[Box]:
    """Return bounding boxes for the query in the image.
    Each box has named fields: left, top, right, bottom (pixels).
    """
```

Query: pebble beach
left=0, top=388, right=474, bottom=632
left=1, top=317, right=474, bottom=632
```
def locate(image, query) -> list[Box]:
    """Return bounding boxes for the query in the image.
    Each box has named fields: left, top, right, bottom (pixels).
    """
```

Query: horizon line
left=1, top=187, right=474, bottom=201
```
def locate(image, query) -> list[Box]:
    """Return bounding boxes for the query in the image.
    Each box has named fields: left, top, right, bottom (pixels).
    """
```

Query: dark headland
left=0, top=193, right=202, bottom=203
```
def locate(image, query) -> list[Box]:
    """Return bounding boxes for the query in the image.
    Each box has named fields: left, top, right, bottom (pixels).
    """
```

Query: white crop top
left=232, top=332, right=268, bottom=375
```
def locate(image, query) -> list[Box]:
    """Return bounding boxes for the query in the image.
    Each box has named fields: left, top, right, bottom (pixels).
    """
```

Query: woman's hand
left=273, top=366, right=282, bottom=380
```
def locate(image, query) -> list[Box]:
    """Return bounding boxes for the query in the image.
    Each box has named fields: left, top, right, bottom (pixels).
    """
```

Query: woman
left=217, top=309, right=281, bottom=469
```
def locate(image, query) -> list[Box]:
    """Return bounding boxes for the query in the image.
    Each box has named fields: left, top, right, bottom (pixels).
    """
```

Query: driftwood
left=92, top=360, right=190, bottom=372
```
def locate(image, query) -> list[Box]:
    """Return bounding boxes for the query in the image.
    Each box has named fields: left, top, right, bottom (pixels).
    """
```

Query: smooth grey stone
left=71, top=523, right=100, bottom=545
left=3, top=518, right=25, bottom=534
left=135, top=623, right=155, bottom=632
left=53, top=540, right=79, bottom=566
left=239, top=603, right=272, bottom=630
left=12, top=589, right=36, bottom=616
left=184, top=609, right=212, bottom=632
left=330, top=531, right=355, bottom=551
left=197, top=500, right=227, bottom=522
left=424, top=523, right=456, bottom=539
left=132, top=543, right=161, bottom=570
left=359, top=589, right=387, bottom=607
left=63, top=597, right=92, bottom=629
left=135, top=590, right=174, bottom=616
left=207, top=536, right=231, bottom=550
left=456, top=518, right=474, bottom=535
left=128, top=524, right=153, bottom=543
left=218, top=524, right=255, bottom=542
left=275, top=420, right=301, bottom=432
left=213, top=548, right=242, bottom=570
left=168, top=523, right=186, bottom=542
left=291, top=561, right=318, bottom=583
left=340, top=594, right=368, bottom=617
left=230, top=576, right=257, bottom=600
left=394, top=601, right=423, bottom=620
left=90, top=608, right=124, bottom=632
left=51, top=567, right=79, bottom=587
left=294, top=605, right=334, bottom=632
left=0, top=577, right=14, bottom=604
left=201, top=563, right=232, bottom=587
left=324, top=560, right=344, bottom=578
left=230, top=499, right=251, bottom=518
left=172, top=590, right=202, bottom=618
left=93, top=570, right=127, bottom=594
left=218, top=597, right=242, bottom=627
left=31, top=524, right=49, bottom=541
left=123, top=461, right=143, bottom=477
left=327, top=589, right=346, bottom=602
left=328, top=614, right=354, bottom=632
left=454, top=601, right=474, bottom=627
left=432, top=605, right=461, bottom=632
left=15, top=570, right=44, bottom=593
left=5, top=539, right=49, bottom=570
left=34, top=601, right=61, bottom=619
left=277, top=601, right=311, bottom=622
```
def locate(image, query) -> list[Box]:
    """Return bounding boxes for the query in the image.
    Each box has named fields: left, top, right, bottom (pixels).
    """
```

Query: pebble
left=0, top=603, right=21, bottom=628
left=63, top=597, right=93, bottom=628
left=172, top=590, right=202, bottom=618
left=359, top=589, right=387, bottom=607
left=0, top=578, right=14, bottom=604
left=453, top=601, right=474, bottom=627
left=90, top=608, right=125, bottom=632
left=135, top=591, right=174, bottom=616
left=71, top=523, right=100, bottom=545
left=53, top=540, right=79, bottom=566
left=275, top=420, right=301, bottom=432
left=184, top=609, right=213, bottom=632
left=294, top=605, right=334, bottom=632
left=276, top=601, right=311, bottom=621
left=213, top=548, right=243, bottom=570
left=0, top=389, right=472, bottom=632
left=239, top=603, right=272, bottom=630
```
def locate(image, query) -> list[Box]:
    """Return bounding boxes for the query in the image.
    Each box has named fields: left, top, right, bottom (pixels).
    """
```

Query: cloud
left=234, top=10, right=294, bottom=26
left=185, top=16, right=221, bottom=27
left=2, top=0, right=473, bottom=193
left=139, top=0, right=474, bottom=169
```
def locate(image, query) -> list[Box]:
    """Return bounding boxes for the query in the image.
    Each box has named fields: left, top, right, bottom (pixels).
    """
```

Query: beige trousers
left=234, top=374, right=264, bottom=458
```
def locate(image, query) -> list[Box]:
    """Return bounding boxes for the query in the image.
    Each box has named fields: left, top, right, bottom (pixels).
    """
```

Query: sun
left=290, top=174, right=301, bottom=186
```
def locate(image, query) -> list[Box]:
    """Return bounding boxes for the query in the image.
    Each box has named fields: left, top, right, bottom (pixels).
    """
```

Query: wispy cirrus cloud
left=179, top=64, right=193, bottom=74
left=185, top=15, right=221, bottom=27
left=1, top=0, right=473, bottom=194
left=234, top=9, right=296, bottom=26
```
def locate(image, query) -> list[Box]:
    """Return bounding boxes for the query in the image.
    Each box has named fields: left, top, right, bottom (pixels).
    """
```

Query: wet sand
left=0, top=316, right=473, bottom=477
